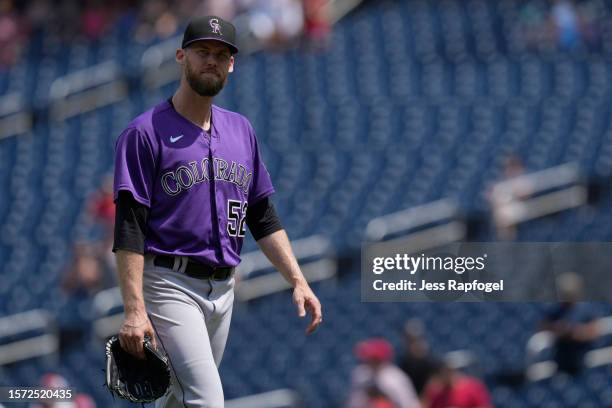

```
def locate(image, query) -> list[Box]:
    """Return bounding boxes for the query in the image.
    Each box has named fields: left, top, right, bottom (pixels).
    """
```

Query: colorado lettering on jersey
left=161, top=157, right=253, bottom=197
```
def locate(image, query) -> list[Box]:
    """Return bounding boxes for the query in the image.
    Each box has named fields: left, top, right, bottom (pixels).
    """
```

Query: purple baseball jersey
left=113, top=100, right=275, bottom=267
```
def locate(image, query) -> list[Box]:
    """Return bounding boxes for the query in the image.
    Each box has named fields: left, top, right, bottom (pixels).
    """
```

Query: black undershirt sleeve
left=113, top=190, right=149, bottom=254
left=246, top=197, right=283, bottom=241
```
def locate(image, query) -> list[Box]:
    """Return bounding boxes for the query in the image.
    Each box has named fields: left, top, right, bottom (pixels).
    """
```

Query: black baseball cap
left=181, top=16, right=239, bottom=54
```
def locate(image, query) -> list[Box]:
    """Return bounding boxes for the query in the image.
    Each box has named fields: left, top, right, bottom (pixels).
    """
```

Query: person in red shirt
left=346, top=338, right=420, bottom=408
left=422, top=363, right=492, bottom=408
left=88, top=174, right=115, bottom=232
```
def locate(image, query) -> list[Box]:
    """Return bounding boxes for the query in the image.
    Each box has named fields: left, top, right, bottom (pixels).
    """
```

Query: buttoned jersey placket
left=208, top=114, right=230, bottom=267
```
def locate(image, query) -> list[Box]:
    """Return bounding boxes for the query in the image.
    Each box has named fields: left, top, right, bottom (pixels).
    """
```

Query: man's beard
left=185, top=61, right=226, bottom=97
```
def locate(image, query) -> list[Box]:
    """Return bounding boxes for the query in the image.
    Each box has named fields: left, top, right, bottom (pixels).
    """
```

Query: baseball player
left=112, top=16, right=323, bottom=407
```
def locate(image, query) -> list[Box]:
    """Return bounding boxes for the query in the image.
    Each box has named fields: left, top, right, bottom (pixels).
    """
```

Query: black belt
left=153, top=255, right=234, bottom=281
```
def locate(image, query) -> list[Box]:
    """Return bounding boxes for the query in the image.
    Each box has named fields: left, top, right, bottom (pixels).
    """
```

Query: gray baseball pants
left=143, top=254, right=235, bottom=408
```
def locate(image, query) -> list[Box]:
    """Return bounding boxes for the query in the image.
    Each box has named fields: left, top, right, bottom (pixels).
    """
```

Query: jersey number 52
left=227, top=199, right=247, bottom=237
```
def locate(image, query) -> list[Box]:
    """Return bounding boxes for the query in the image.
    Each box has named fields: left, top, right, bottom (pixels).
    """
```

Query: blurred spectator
left=87, top=174, right=119, bottom=274
left=539, top=272, right=600, bottom=375
left=422, top=362, right=492, bottom=408
left=518, top=1, right=552, bottom=52
left=518, top=0, right=606, bottom=53
left=237, top=0, right=304, bottom=50
left=134, top=0, right=179, bottom=43
left=52, top=1, right=81, bottom=40
left=551, top=0, right=581, bottom=50
left=346, top=338, right=420, bottom=408
left=303, top=0, right=330, bottom=49
left=80, top=0, right=110, bottom=40
left=24, top=0, right=52, bottom=34
left=488, top=154, right=531, bottom=240
left=58, top=241, right=111, bottom=349
left=61, top=242, right=108, bottom=296
left=153, top=9, right=178, bottom=39
left=30, top=372, right=96, bottom=408
left=87, top=174, right=115, bottom=247
left=0, top=0, right=24, bottom=69
left=366, top=387, right=396, bottom=408
left=501, top=154, right=525, bottom=179
left=202, top=0, right=238, bottom=20
left=88, top=174, right=115, bottom=233
left=399, top=320, right=440, bottom=397
left=576, top=0, right=603, bottom=50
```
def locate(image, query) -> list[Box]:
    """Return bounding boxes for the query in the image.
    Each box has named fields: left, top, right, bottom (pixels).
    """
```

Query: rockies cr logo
left=210, top=18, right=222, bottom=35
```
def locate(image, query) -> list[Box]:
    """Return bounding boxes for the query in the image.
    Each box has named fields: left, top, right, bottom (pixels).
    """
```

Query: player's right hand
left=119, top=311, right=157, bottom=359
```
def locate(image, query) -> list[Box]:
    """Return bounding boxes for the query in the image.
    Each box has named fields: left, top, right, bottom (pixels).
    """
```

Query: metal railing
left=0, top=93, right=31, bottom=139
left=226, top=388, right=302, bottom=408
left=490, top=162, right=587, bottom=228
left=526, top=315, right=612, bottom=381
left=0, top=309, right=59, bottom=365
left=364, top=198, right=466, bottom=255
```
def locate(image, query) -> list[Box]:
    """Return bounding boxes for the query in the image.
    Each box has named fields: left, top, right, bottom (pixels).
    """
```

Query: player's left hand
left=293, top=282, right=323, bottom=334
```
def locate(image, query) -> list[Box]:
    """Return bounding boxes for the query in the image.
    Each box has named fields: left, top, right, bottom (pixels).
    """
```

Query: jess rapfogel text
left=372, top=279, right=504, bottom=293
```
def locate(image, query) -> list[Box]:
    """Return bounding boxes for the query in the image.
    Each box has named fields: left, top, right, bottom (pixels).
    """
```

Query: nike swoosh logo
left=170, top=135, right=184, bottom=143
